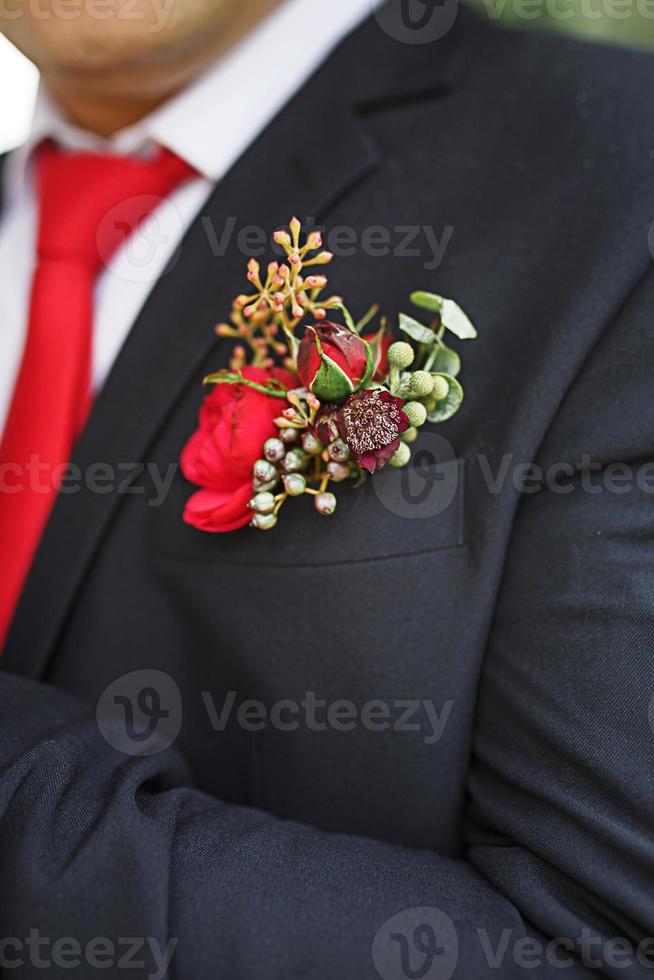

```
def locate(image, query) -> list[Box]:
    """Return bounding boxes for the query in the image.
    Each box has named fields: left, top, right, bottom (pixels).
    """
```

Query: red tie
left=0, top=141, right=195, bottom=649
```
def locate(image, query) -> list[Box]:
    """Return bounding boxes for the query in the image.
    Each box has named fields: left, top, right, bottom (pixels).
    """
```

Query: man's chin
left=0, top=0, right=205, bottom=74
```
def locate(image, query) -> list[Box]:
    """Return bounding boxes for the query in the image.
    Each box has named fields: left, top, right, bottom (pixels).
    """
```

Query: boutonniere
left=181, top=218, right=477, bottom=533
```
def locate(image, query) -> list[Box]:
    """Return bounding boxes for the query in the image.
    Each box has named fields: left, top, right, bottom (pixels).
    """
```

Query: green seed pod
left=254, top=479, right=278, bottom=493
left=263, top=438, right=286, bottom=463
left=253, top=459, right=277, bottom=485
left=249, top=492, right=276, bottom=515
left=431, top=375, right=450, bottom=401
left=315, top=492, right=337, bottom=516
left=403, top=401, right=427, bottom=428
left=401, top=427, right=419, bottom=444
left=283, top=449, right=307, bottom=473
left=389, top=442, right=411, bottom=468
left=409, top=371, right=435, bottom=398
left=301, top=432, right=322, bottom=455
left=328, top=439, right=350, bottom=463
left=284, top=473, right=307, bottom=497
left=326, top=461, right=350, bottom=483
left=251, top=512, right=278, bottom=531
left=388, top=341, right=415, bottom=369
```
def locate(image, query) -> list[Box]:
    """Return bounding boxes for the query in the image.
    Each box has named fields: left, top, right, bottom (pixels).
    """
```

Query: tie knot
left=35, top=141, right=196, bottom=271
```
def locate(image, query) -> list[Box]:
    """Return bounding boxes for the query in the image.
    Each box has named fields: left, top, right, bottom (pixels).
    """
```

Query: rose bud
left=297, top=322, right=373, bottom=402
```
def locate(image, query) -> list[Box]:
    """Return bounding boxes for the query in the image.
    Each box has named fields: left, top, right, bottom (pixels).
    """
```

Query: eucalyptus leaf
left=426, top=375, right=464, bottom=423
left=441, top=299, right=478, bottom=340
left=410, top=291, right=443, bottom=315
left=431, top=342, right=461, bottom=378
left=399, top=313, right=436, bottom=346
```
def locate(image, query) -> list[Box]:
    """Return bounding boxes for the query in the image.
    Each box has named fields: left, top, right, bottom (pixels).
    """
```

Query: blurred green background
left=471, top=0, right=654, bottom=47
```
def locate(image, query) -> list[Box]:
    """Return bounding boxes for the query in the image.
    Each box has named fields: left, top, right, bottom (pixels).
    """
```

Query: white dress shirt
left=0, top=0, right=376, bottom=436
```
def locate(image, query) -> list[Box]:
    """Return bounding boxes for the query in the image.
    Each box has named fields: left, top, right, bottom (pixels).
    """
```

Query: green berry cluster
left=249, top=430, right=351, bottom=530
left=386, top=342, right=451, bottom=469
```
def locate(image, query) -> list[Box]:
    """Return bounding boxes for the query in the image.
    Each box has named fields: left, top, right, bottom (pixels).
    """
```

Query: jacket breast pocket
left=154, top=448, right=467, bottom=568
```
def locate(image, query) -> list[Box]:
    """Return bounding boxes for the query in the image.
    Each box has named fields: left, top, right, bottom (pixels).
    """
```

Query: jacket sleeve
left=2, top=299, right=654, bottom=979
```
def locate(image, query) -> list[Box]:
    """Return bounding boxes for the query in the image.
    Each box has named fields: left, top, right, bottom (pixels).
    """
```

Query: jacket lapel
left=1, top=7, right=475, bottom=676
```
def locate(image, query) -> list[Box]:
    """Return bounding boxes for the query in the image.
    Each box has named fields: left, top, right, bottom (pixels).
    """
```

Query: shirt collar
left=6, top=0, right=377, bottom=196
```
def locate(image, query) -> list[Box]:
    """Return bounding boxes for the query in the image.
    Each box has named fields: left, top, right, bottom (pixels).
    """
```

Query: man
left=1, top=0, right=654, bottom=976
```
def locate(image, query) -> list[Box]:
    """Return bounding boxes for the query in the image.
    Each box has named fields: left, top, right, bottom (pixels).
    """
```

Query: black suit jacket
left=2, top=6, right=654, bottom=977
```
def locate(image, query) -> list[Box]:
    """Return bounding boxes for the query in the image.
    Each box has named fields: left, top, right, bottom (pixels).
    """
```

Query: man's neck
left=42, top=0, right=283, bottom=139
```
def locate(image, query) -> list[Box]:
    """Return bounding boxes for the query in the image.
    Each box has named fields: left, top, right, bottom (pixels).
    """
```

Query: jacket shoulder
left=471, top=9, right=654, bottom=120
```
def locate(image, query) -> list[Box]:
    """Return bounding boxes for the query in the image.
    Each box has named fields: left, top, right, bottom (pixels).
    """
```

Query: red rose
left=181, top=366, right=295, bottom=532
left=297, top=322, right=372, bottom=401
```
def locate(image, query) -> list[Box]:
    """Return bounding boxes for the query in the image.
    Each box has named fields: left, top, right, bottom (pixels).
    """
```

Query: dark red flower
left=313, top=404, right=341, bottom=447
left=337, top=389, right=410, bottom=474
left=181, top=366, right=295, bottom=532
left=297, top=321, right=371, bottom=401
